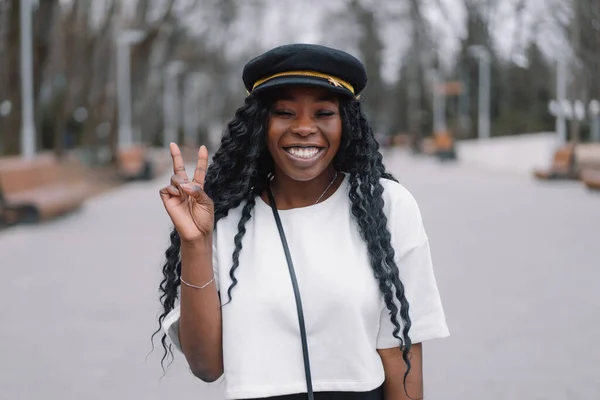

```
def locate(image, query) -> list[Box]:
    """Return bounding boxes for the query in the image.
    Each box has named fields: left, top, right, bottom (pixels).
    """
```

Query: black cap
left=242, top=44, right=367, bottom=98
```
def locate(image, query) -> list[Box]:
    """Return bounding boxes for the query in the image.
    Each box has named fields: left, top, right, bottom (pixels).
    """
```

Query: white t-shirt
left=162, top=174, right=449, bottom=399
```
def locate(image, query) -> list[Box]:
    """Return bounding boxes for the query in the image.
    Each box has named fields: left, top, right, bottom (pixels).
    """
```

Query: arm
left=178, top=236, right=223, bottom=382
left=378, top=343, right=423, bottom=400
left=160, top=144, right=223, bottom=382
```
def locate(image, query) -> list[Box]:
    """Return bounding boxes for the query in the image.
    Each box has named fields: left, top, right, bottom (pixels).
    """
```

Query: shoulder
left=379, top=177, right=428, bottom=251
left=379, top=178, right=421, bottom=215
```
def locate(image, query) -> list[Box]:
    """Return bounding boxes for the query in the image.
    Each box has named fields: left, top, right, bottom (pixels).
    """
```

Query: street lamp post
left=549, top=99, right=571, bottom=146
left=116, top=29, right=145, bottom=150
left=428, top=69, right=447, bottom=135
left=590, top=100, right=600, bottom=142
left=183, top=73, right=204, bottom=148
left=555, top=61, right=568, bottom=145
left=468, top=45, right=491, bottom=140
left=20, top=0, right=35, bottom=159
left=163, top=61, right=186, bottom=148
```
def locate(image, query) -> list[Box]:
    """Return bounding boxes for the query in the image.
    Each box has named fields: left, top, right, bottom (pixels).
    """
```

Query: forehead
left=272, top=86, right=339, bottom=102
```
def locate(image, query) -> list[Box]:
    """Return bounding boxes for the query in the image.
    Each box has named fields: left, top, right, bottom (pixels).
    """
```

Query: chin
left=275, top=159, right=332, bottom=182
left=279, top=167, right=325, bottom=182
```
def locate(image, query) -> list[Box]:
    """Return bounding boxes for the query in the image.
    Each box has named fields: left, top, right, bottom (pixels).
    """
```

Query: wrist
left=180, top=234, right=213, bottom=250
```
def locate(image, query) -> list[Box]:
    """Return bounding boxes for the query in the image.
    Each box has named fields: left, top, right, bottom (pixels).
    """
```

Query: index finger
left=169, top=142, right=189, bottom=180
left=193, top=145, right=209, bottom=188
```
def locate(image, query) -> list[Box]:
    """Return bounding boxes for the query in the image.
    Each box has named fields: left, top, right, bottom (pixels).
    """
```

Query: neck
left=268, top=167, right=339, bottom=209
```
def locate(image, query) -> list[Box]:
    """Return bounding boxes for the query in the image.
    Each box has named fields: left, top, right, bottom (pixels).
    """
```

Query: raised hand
left=159, top=143, right=214, bottom=243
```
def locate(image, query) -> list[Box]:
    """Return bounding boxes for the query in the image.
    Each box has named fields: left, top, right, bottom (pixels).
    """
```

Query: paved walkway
left=1, top=150, right=598, bottom=399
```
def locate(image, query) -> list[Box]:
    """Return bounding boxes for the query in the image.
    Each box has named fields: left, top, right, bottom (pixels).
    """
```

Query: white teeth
left=287, top=147, right=320, bottom=159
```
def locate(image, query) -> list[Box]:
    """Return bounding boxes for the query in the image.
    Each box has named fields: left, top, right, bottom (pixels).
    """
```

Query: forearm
left=380, top=343, right=423, bottom=400
left=178, top=236, right=223, bottom=382
left=383, top=372, right=423, bottom=400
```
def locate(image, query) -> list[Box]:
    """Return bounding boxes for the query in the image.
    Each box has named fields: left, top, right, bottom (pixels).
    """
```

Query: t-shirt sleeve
left=161, top=238, right=219, bottom=353
left=376, top=186, right=449, bottom=349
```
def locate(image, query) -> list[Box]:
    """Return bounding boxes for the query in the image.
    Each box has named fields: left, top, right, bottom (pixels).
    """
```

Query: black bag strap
left=267, top=188, right=314, bottom=400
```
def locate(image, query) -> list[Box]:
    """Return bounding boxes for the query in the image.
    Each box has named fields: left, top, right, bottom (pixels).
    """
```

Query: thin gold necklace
left=269, top=171, right=339, bottom=206
left=314, top=171, right=338, bottom=204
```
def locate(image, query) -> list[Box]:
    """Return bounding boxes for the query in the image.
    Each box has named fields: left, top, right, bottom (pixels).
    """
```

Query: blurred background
left=0, top=0, right=598, bottom=158
left=1, top=0, right=599, bottom=399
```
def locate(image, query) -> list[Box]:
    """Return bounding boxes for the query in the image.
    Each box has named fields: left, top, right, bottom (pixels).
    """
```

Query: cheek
left=267, top=120, right=284, bottom=150
left=323, top=120, right=342, bottom=150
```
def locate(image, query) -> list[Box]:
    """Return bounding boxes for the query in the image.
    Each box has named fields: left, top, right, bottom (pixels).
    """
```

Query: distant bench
left=420, top=132, right=457, bottom=160
left=533, top=143, right=600, bottom=186
left=578, top=143, right=600, bottom=190
left=116, top=145, right=169, bottom=181
left=533, top=144, right=578, bottom=180
left=0, top=154, right=88, bottom=225
left=581, top=169, right=600, bottom=190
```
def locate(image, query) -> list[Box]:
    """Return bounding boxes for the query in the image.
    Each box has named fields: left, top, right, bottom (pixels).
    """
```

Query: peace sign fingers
left=169, top=142, right=189, bottom=181
left=193, top=145, right=209, bottom=188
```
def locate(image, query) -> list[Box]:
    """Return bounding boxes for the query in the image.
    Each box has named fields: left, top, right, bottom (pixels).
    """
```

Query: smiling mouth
left=283, top=146, right=325, bottom=159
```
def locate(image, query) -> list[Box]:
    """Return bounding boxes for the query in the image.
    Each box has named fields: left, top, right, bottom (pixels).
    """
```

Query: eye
left=316, top=110, right=336, bottom=117
left=273, top=109, right=294, bottom=117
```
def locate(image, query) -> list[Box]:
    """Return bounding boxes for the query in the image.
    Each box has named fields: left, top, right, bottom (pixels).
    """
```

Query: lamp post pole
left=556, top=61, right=567, bottom=145
left=20, top=0, right=35, bottom=159
left=116, top=29, right=146, bottom=150
left=590, top=100, right=600, bottom=142
left=469, top=45, right=491, bottom=140
left=163, top=61, right=186, bottom=148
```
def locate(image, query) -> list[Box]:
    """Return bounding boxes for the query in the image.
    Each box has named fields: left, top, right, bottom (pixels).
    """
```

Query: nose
left=290, top=112, right=316, bottom=137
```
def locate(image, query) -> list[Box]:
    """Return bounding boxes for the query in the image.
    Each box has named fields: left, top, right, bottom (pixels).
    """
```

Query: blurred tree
left=348, top=0, right=385, bottom=133
left=1, top=0, right=22, bottom=155
left=568, top=0, right=600, bottom=142
left=547, top=0, right=600, bottom=142
left=1, top=0, right=595, bottom=159
left=405, top=0, right=430, bottom=149
left=0, top=0, right=58, bottom=156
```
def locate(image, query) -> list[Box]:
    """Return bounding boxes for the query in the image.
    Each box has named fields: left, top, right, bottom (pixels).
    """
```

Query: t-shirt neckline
left=256, top=172, right=348, bottom=214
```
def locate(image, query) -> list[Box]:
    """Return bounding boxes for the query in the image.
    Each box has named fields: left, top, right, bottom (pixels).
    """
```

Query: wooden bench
left=419, top=131, right=457, bottom=160
left=116, top=146, right=169, bottom=181
left=577, top=143, right=600, bottom=190
left=0, top=155, right=88, bottom=224
left=433, top=131, right=456, bottom=161
left=581, top=169, right=600, bottom=190
left=533, top=144, right=578, bottom=180
left=117, top=146, right=152, bottom=181
left=0, top=191, right=37, bottom=227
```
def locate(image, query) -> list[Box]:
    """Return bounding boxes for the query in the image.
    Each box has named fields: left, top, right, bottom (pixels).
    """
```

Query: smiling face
left=266, top=86, right=342, bottom=182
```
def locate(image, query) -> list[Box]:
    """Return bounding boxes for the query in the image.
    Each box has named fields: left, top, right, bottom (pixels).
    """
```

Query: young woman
left=156, top=44, right=449, bottom=400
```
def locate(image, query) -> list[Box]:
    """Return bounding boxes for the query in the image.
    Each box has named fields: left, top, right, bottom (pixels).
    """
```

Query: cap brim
left=251, top=76, right=354, bottom=98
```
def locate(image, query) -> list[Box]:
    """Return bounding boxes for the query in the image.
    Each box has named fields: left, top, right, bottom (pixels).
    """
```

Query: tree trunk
left=33, top=0, right=58, bottom=152
left=570, top=0, right=582, bottom=144
left=2, top=0, right=22, bottom=155
left=52, top=91, right=68, bottom=159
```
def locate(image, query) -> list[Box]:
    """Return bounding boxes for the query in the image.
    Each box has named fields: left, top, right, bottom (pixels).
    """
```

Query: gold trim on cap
left=251, top=70, right=355, bottom=94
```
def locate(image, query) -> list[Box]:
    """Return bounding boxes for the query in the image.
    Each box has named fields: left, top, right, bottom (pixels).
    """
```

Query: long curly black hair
left=152, top=92, right=413, bottom=389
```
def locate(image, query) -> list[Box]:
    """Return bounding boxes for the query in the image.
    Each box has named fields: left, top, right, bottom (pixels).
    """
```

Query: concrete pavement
left=1, top=149, right=599, bottom=399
